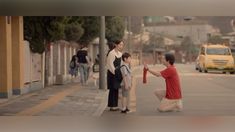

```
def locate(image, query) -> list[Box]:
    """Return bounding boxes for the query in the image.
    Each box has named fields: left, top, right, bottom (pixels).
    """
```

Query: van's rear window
left=206, top=48, right=231, bottom=55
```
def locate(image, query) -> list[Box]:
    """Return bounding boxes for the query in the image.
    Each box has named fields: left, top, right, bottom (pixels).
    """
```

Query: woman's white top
left=106, top=49, right=122, bottom=74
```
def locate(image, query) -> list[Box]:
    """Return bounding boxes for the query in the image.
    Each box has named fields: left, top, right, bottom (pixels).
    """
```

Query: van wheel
left=230, top=72, right=234, bottom=74
left=223, top=71, right=226, bottom=74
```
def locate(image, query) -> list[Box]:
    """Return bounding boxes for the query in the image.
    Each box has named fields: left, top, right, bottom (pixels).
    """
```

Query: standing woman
left=106, top=40, right=124, bottom=111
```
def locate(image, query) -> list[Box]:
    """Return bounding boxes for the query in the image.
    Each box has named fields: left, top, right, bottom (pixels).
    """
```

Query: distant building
left=144, top=21, right=219, bottom=45
left=144, top=16, right=168, bottom=24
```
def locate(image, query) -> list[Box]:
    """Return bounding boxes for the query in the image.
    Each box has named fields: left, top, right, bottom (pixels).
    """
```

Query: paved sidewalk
left=0, top=74, right=108, bottom=116
left=38, top=83, right=108, bottom=116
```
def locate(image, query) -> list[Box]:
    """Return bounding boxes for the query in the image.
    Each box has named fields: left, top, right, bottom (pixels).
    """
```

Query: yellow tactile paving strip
left=16, top=86, right=80, bottom=116
left=0, top=93, right=36, bottom=107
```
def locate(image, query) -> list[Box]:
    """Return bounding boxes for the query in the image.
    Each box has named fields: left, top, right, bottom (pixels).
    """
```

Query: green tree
left=78, top=16, right=100, bottom=45
left=149, top=34, right=165, bottom=48
left=208, top=35, right=226, bottom=44
left=24, top=16, right=67, bottom=53
left=24, top=16, right=126, bottom=53
left=126, top=16, right=143, bottom=35
left=156, top=37, right=165, bottom=48
left=64, top=23, right=84, bottom=42
left=106, top=16, right=125, bottom=42
left=181, top=36, right=197, bottom=62
left=181, top=36, right=196, bottom=54
left=66, top=16, right=125, bottom=45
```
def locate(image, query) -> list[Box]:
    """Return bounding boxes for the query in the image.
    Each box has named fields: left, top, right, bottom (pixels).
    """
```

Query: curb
left=92, top=89, right=109, bottom=117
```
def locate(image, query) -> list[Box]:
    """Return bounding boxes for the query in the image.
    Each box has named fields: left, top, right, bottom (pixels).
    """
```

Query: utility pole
left=99, top=16, right=106, bottom=90
left=184, top=17, right=193, bottom=63
left=128, top=16, right=131, bottom=53
left=140, top=22, right=144, bottom=65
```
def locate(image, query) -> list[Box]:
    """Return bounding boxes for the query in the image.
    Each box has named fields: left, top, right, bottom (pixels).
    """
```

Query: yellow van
left=198, top=44, right=235, bottom=74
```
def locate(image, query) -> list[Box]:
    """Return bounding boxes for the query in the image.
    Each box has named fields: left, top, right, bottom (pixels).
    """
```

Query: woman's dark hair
left=122, top=52, right=131, bottom=61
left=108, top=41, right=115, bottom=50
left=71, top=55, right=77, bottom=62
left=164, top=53, right=175, bottom=65
left=107, top=41, right=114, bottom=57
left=114, top=40, right=123, bottom=45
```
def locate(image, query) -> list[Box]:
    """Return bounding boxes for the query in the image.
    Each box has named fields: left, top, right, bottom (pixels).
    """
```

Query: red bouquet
left=143, top=67, right=148, bottom=84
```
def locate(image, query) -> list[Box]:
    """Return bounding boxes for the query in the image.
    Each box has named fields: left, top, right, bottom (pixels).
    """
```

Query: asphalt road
left=102, top=64, right=235, bottom=116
